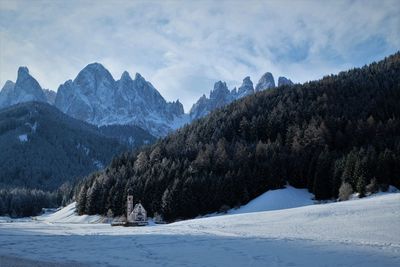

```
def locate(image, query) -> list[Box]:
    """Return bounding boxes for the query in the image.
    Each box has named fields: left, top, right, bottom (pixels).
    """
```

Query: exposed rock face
left=43, top=89, right=57, bottom=104
left=255, top=72, right=275, bottom=92
left=55, top=63, right=185, bottom=137
left=278, top=76, right=294, bottom=87
left=237, top=76, right=254, bottom=98
left=190, top=76, right=256, bottom=120
left=190, top=81, right=234, bottom=120
left=189, top=94, right=209, bottom=120
left=0, top=67, right=47, bottom=109
left=190, top=73, right=294, bottom=120
left=0, top=81, right=15, bottom=108
left=2, top=64, right=294, bottom=135
left=210, top=81, right=231, bottom=108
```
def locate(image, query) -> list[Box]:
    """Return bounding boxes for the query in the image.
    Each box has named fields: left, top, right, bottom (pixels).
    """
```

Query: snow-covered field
left=0, top=188, right=399, bottom=267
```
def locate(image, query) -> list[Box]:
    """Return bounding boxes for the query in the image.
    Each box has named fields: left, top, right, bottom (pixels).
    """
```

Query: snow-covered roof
left=133, top=203, right=146, bottom=213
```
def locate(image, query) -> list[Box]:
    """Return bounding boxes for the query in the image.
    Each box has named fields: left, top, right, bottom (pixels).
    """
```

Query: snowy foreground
left=0, top=189, right=399, bottom=267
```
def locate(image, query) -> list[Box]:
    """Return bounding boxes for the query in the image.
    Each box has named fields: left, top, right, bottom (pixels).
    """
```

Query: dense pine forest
left=0, top=102, right=129, bottom=191
left=76, top=52, right=400, bottom=221
left=0, top=102, right=152, bottom=217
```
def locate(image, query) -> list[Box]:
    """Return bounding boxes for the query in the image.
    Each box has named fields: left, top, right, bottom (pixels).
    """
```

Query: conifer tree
left=313, top=150, right=332, bottom=199
left=354, top=159, right=368, bottom=198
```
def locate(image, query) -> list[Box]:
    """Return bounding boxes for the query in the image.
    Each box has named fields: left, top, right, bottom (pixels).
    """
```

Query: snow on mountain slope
left=277, top=76, right=294, bottom=87
left=0, top=192, right=398, bottom=266
left=255, top=72, right=275, bottom=92
left=37, top=202, right=102, bottom=224
left=55, top=63, right=185, bottom=137
left=202, top=185, right=314, bottom=218
left=228, top=186, right=314, bottom=215
left=0, top=67, right=47, bottom=109
left=190, top=72, right=293, bottom=120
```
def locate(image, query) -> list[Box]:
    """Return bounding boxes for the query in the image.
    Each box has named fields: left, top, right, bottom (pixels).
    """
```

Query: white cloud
left=0, top=0, right=399, bottom=111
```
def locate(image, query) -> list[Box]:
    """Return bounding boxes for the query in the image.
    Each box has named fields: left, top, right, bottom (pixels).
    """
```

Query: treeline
left=0, top=183, right=74, bottom=217
left=76, top=52, right=400, bottom=221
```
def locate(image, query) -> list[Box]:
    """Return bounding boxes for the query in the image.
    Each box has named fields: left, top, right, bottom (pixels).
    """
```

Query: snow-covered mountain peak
left=0, top=67, right=46, bottom=109
left=213, top=80, right=228, bottom=90
left=278, top=76, right=294, bottom=87
left=189, top=81, right=231, bottom=120
left=75, top=63, right=115, bottom=86
left=210, top=81, right=229, bottom=99
left=120, top=71, right=132, bottom=81
left=237, top=76, right=254, bottom=98
left=2, top=63, right=293, bottom=136
left=190, top=72, right=292, bottom=120
left=81, top=62, right=107, bottom=72
left=55, top=64, right=185, bottom=136
left=242, top=76, right=252, bottom=84
left=1, top=80, right=15, bottom=93
left=17, top=66, right=30, bottom=78
left=133, top=73, right=158, bottom=94
left=255, top=72, right=275, bottom=92
left=43, top=89, right=57, bottom=104
left=134, top=72, right=144, bottom=81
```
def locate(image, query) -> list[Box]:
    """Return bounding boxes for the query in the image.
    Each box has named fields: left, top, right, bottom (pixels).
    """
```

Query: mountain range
left=190, top=73, right=292, bottom=120
left=0, top=64, right=293, bottom=135
left=54, top=63, right=186, bottom=137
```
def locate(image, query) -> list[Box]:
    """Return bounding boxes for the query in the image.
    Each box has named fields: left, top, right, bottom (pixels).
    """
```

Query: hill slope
left=77, top=52, right=400, bottom=221
left=98, top=124, right=156, bottom=149
left=0, top=102, right=128, bottom=190
left=226, top=185, right=314, bottom=215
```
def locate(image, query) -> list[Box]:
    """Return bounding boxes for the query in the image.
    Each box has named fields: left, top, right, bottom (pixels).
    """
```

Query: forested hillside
left=77, top=52, right=400, bottom=221
left=99, top=124, right=156, bottom=149
left=0, top=102, right=129, bottom=191
left=0, top=102, right=128, bottom=216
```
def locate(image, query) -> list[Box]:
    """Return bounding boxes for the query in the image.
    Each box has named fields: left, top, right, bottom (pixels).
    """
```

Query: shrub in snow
left=106, top=209, right=114, bottom=223
left=338, top=182, right=353, bottom=201
left=366, top=178, right=379, bottom=195
left=154, top=212, right=166, bottom=224
left=219, top=205, right=230, bottom=214
left=379, top=183, right=389, bottom=192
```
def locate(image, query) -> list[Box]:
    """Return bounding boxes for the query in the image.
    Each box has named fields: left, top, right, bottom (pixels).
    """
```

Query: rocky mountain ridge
left=54, top=63, right=187, bottom=137
left=0, top=67, right=47, bottom=109
left=190, top=72, right=293, bottom=120
left=1, top=64, right=293, bottom=133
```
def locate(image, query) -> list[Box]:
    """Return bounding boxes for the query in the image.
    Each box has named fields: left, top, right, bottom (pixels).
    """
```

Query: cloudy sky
left=0, top=0, right=399, bottom=111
